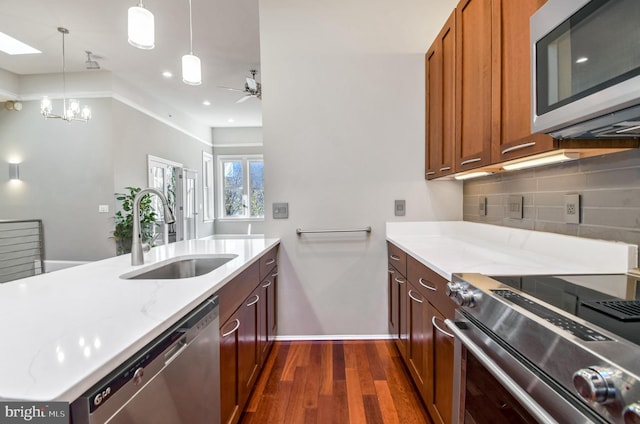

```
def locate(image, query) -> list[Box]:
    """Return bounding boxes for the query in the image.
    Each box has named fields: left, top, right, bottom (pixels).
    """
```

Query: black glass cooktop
left=490, top=274, right=640, bottom=345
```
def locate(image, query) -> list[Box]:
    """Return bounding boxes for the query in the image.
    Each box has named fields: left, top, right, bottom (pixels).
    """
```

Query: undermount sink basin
left=122, top=255, right=238, bottom=280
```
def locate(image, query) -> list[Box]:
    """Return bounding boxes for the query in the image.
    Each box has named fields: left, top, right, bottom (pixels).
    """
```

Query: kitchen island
left=0, top=237, right=279, bottom=403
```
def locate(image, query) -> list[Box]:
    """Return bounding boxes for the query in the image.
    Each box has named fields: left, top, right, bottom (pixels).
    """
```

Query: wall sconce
left=9, top=163, right=20, bottom=180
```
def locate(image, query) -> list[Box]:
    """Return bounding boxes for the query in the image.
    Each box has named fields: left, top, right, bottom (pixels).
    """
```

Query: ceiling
left=0, top=0, right=262, bottom=128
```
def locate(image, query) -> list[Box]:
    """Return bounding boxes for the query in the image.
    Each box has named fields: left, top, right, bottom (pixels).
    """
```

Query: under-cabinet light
left=502, top=152, right=580, bottom=171
left=454, top=171, right=492, bottom=180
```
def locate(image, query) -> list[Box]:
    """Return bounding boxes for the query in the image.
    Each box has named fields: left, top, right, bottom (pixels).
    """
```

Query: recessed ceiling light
left=162, top=71, right=173, bottom=78
left=227, top=118, right=235, bottom=123
left=0, top=31, right=41, bottom=55
left=576, top=57, right=588, bottom=64
left=203, top=100, right=211, bottom=106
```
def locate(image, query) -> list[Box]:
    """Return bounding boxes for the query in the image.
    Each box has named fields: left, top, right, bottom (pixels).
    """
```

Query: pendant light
left=128, top=1, right=155, bottom=49
left=40, top=28, right=91, bottom=123
left=182, top=0, right=201, bottom=85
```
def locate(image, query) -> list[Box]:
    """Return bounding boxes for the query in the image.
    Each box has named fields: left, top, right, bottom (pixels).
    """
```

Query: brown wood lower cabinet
left=218, top=246, right=279, bottom=424
left=388, top=243, right=457, bottom=424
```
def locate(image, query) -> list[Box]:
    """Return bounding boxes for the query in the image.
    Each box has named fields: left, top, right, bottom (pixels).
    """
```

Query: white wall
left=260, top=0, right=462, bottom=338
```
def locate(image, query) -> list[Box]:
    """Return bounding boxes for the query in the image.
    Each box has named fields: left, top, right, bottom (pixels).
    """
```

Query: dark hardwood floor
left=240, top=340, right=430, bottom=424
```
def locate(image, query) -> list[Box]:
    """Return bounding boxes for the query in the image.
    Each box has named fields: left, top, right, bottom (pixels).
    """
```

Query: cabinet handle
left=262, top=280, right=272, bottom=288
left=439, top=166, right=451, bottom=172
left=408, top=290, right=423, bottom=303
left=426, top=171, right=436, bottom=176
left=432, top=316, right=454, bottom=338
left=419, top=277, right=436, bottom=291
left=271, top=271, right=278, bottom=277
left=460, top=157, right=481, bottom=166
left=390, top=254, right=400, bottom=261
left=394, top=277, right=405, bottom=284
left=246, top=295, right=260, bottom=307
left=222, top=319, right=240, bottom=337
left=265, top=258, right=276, bottom=265
left=388, top=268, right=395, bottom=275
left=501, top=141, right=536, bottom=155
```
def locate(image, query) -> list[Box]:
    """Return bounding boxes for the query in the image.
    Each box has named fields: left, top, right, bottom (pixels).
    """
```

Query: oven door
left=446, top=311, right=604, bottom=424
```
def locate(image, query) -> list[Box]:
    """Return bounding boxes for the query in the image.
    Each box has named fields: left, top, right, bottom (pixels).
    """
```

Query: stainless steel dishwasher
left=72, top=296, right=220, bottom=424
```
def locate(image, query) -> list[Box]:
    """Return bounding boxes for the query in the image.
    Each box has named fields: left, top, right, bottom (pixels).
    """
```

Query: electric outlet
left=564, top=194, right=580, bottom=224
left=273, top=202, right=289, bottom=219
left=479, top=196, right=487, bottom=216
left=507, top=195, right=523, bottom=219
left=394, top=200, right=406, bottom=216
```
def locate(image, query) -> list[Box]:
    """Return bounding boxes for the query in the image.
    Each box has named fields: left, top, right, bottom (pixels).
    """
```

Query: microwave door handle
left=445, top=319, right=559, bottom=424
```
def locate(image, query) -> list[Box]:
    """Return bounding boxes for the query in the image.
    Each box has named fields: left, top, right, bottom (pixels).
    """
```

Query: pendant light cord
left=188, top=0, right=193, bottom=54
left=60, top=28, right=68, bottom=112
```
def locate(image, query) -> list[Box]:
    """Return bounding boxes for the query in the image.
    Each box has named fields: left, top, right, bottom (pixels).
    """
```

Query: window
left=218, top=155, right=264, bottom=219
left=202, top=152, right=214, bottom=221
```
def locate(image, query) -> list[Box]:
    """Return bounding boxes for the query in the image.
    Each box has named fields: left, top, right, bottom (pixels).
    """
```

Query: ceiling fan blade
left=217, top=86, right=245, bottom=92
left=246, top=77, right=257, bottom=91
left=236, top=95, right=253, bottom=103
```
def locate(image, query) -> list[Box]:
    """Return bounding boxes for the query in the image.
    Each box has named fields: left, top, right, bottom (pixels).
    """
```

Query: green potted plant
left=113, top=187, right=159, bottom=255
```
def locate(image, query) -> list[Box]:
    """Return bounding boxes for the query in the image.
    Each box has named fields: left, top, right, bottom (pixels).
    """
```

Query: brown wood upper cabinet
left=492, top=0, right=553, bottom=164
left=425, top=0, right=551, bottom=178
left=455, top=0, right=493, bottom=172
left=426, top=11, right=456, bottom=180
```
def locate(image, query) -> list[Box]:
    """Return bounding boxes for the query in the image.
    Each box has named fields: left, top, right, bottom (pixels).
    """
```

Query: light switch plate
left=479, top=196, right=487, bottom=216
left=273, top=202, right=289, bottom=219
left=507, top=195, right=523, bottom=219
left=98, top=204, right=109, bottom=213
left=564, top=194, right=580, bottom=224
left=394, top=200, right=406, bottom=216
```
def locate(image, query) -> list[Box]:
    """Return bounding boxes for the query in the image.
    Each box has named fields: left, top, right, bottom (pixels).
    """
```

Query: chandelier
left=41, top=27, right=91, bottom=123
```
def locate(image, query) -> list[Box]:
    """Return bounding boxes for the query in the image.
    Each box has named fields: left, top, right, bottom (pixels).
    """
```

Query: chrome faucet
left=131, top=187, right=177, bottom=266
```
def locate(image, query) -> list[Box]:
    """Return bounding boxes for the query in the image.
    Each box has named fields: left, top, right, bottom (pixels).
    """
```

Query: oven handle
left=445, top=319, right=558, bottom=424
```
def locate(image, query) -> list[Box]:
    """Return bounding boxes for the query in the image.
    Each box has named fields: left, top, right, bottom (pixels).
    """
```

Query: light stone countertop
left=386, top=221, right=637, bottom=280
left=0, top=237, right=279, bottom=403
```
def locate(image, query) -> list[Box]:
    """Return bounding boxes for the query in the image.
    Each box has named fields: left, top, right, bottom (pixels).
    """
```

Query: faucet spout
left=131, top=187, right=176, bottom=266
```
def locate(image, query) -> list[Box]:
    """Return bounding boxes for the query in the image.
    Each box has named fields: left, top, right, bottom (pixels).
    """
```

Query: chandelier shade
left=128, top=2, right=155, bottom=50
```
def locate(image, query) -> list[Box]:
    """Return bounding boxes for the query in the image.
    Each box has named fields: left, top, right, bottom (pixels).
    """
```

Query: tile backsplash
left=463, top=149, right=640, bottom=255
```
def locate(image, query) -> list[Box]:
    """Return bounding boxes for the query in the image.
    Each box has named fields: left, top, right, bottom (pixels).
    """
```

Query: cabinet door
left=238, top=288, right=260, bottom=407
left=455, top=0, right=493, bottom=172
left=220, top=312, right=241, bottom=424
left=426, top=10, right=456, bottom=180
left=491, top=0, right=554, bottom=163
left=428, top=309, right=456, bottom=424
left=406, top=284, right=431, bottom=400
left=258, top=269, right=277, bottom=366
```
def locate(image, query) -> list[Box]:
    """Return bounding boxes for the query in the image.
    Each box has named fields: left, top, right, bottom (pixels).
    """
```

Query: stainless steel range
left=445, top=272, right=640, bottom=424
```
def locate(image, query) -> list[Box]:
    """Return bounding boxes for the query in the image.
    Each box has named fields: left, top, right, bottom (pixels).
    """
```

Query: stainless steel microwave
left=531, top=0, right=640, bottom=139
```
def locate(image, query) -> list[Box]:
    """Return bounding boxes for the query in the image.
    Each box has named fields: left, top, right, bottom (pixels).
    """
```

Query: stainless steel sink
left=122, top=255, right=237, bottom=280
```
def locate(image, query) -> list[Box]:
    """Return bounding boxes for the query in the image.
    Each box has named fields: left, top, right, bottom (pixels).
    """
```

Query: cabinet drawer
left=259, top=246, right=279, bottom=280
left=387, top=242, right=407, bottom=276
left=407, top=255, right=456, bottom=319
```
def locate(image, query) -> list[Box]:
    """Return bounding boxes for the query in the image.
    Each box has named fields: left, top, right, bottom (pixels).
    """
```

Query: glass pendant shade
left=128, top=4, right=155, bottom=49
left=40, top=97, right=52, bottom=115
left=182, top=54, right=201, bottom=85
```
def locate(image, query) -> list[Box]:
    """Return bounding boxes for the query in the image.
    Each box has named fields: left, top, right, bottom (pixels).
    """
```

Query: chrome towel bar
left=296, top=226, right=372, bottom=235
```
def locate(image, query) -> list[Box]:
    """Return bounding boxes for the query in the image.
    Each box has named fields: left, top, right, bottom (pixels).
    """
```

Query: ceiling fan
left=218, top=70, right=261, bottom=103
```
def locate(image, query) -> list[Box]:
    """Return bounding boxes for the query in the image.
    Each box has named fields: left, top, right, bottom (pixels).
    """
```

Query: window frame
left=216, top=154, right=264, bottom=221
left=202, top=151, right=214, bottom=222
